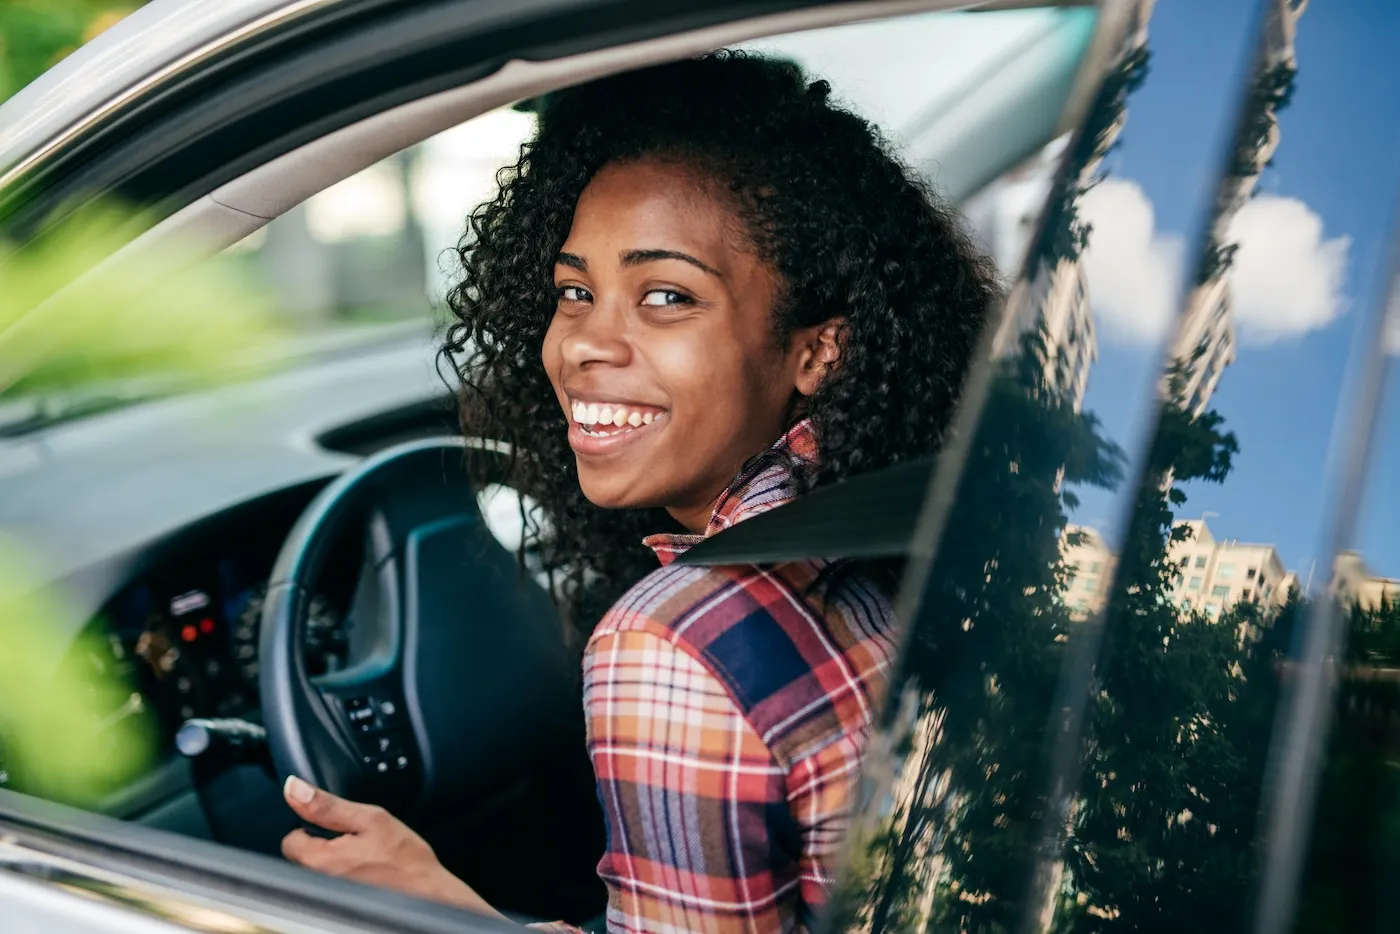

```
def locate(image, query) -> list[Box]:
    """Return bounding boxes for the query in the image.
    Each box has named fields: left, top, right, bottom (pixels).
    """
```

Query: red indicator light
left=199, top=618, right=215, bottom=635
left=181, top=624, right=198, bottom=643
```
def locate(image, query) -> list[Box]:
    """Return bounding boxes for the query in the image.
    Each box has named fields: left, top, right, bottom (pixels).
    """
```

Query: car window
left=830, top=1, right=1400, bottom=933
left=0, top=2, right=1102, bottom=922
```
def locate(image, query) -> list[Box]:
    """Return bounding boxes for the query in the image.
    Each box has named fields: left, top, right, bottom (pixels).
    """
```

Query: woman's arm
left=280, top=625, right=827, bottom=934
left=280, top=776, right=503, bottom=919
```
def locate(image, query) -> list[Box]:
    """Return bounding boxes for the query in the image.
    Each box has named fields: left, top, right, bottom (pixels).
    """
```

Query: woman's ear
left=793, top=318, right=846, bottom=397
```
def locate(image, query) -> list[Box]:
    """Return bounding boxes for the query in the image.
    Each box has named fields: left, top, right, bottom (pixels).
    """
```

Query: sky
left=1066, top=0, right=1400, bottom=584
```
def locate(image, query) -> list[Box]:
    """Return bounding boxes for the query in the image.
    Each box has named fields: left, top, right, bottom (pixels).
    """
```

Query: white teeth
left=570, top=400, right=663, bottom=432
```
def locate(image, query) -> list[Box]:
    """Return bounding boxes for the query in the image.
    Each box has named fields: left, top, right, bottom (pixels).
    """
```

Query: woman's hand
left=280, top=775, right=500, bottom=918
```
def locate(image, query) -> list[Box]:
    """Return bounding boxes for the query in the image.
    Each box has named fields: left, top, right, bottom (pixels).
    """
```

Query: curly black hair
left=441, top=51, right=999, bottom=635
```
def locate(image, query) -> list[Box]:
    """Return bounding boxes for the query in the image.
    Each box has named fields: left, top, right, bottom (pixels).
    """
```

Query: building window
left=1218, top=565, right=1235, bottom=579
left=1195, top=555, right=1208, bottom=569
left=1181, top=598, right=1193, bottom=609
left=1206, top=603, right=1222, bottom=618
left=1212, top=585, right=1230, bottom=597
left=1189, top=577, right=1203, bottom=590
left=1082, top=577, right=1098, bottom=592
left=1247, top=568, right=1257, bottom=580
left=1090, top=562, right=1103, bottom=573
left=1242, top=589, right=1253, bottom=601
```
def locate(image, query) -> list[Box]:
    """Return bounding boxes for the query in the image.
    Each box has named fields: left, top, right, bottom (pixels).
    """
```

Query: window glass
left=1190, top=576, right=1203, bottom=590
left=836, top=1, right=1400, bottom=932
left=1284, top=235, right=1400, bottom=934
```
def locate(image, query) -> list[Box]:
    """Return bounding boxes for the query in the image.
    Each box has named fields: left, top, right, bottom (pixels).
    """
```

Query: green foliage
left=0, top=202, right=282, bottom=802
left=0, top=0, right=138, bottom=101
left=0, top=535, right=161, bottom=806
left=0, top=204, right=284, bottom=402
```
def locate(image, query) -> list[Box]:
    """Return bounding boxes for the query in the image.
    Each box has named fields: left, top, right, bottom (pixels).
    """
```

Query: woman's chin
left=576, top=475, right=656, bottom=512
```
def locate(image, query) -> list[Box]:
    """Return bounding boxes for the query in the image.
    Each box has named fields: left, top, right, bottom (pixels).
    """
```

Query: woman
left=279, top=52, right=996, bottom=932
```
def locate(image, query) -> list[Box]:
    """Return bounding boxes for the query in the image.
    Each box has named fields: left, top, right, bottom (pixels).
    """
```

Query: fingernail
left=284, top=775, right=315, bottom=804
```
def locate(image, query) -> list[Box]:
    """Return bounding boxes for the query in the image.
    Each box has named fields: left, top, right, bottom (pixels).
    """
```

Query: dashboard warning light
left=199, top=618, right=216, bottom=635
left=181, top=624, right=198, bottom=643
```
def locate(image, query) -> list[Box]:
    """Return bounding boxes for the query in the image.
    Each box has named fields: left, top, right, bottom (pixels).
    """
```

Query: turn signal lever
left=176, top=718, right=267, bottom=761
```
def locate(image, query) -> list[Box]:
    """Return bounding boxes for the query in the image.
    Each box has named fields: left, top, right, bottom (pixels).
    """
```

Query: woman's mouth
left=567, top=398, right=667, bottom=455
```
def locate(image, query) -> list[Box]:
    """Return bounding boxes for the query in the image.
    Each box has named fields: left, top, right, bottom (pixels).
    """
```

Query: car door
left=0, top=1, right=1119, bottom=930
left=813, top=1, right=1400, bottom=933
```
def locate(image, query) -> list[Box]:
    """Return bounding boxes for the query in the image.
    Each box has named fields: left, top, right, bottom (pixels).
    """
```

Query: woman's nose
left=560, top=302, right=631, bottom=369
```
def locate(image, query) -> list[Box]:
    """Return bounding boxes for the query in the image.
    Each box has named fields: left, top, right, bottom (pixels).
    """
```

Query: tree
left=1289, top=595, right=1400, bottom=934
left=0, top=1, right=139, bottom=102
left=828, top=326, right=1125, bottom=934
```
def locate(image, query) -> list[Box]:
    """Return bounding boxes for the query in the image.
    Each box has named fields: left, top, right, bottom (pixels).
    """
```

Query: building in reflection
left=1165, top=0, right=1305, bottom=415
left=1332, top=551, right=1400, bottom=611
left=966, top=139, right=1099, bottom=411
left=1063, top=518, right=1299, bottom=623
left=1063, top=524, right=1116, bottom=619
left=1169, top=518, right=1295, bottom=617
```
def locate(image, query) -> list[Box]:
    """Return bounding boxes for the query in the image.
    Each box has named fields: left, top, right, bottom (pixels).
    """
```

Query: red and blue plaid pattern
left=541, top=421, right=898, bottom=934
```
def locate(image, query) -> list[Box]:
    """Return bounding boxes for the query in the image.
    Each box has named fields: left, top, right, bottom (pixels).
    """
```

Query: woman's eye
left=640, top=289, right=693, bottom=307
left=556, top=286, right=591, bottom=303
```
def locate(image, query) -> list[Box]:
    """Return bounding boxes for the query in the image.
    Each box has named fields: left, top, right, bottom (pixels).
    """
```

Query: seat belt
left=674, top=456, right=936, bottom=566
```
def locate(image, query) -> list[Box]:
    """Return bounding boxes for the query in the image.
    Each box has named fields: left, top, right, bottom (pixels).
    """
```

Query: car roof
left=0, top=0, right=319, bottom=178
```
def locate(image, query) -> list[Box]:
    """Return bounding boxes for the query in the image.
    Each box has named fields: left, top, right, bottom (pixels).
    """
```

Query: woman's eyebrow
left=622, top=249, right=724, bottom=280
left=556, top=252, right=587, bottom=271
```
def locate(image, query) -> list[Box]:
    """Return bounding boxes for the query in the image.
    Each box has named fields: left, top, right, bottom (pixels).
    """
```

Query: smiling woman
left=273, top=51, right=999, bottom=933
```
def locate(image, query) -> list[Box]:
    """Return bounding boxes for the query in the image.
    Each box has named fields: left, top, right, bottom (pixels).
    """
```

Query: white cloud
left=1080, top=178, right=1185, bottom=343
left=1226, top=194, right=1350, bottom=344
left=1078, top=182, right=1350, bottom=347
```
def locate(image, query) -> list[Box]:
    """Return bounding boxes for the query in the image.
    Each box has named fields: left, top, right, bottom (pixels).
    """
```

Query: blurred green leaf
left=0, top=535, right=159, bottom=806
left=0, top=1, right=140, bottom=101
left=0, top=203, right=286, bottom=408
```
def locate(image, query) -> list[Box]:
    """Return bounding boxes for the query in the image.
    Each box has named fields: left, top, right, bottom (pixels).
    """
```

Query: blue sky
left=1068, top=0, right=1400, bottom=584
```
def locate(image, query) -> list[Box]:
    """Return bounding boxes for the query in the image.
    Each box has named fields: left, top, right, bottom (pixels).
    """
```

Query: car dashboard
left=0, top=334, right=464, bottom=836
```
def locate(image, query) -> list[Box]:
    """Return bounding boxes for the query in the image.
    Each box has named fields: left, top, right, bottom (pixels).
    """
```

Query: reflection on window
left=1189, top=576, right=1203, bottom=590
left=1196, top=555, right=1209, bottom=568
left=1212, top=585, right=1230, bottom=597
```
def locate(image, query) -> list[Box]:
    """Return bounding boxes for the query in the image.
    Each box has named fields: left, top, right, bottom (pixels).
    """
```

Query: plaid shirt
left=541, top=420, right=898, bottom=934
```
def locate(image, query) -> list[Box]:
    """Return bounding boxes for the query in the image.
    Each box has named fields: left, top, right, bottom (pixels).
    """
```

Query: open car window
left=12, top=1, right=1400, bottom=934
left=0, top=3, right=1108, bottom=932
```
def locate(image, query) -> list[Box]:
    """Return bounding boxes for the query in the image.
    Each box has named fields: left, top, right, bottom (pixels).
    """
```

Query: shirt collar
left=643, top=418, right=819, bottom=567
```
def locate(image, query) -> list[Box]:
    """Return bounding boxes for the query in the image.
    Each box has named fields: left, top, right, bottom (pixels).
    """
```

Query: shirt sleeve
left=577, top=626, right=811, bottom=934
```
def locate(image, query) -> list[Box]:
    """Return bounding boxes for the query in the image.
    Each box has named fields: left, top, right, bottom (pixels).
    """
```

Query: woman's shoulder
left=586, top=560, right=898, bottom=763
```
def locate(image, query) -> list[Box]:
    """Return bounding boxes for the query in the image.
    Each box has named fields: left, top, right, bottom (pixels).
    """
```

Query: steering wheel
left=259, top=437, right=604, bottom=916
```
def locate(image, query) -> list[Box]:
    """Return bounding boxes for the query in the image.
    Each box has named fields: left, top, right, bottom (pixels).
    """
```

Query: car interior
left=0, top=2, right=1118, bottom=927
left=15, top=0, right=1400, bottom=932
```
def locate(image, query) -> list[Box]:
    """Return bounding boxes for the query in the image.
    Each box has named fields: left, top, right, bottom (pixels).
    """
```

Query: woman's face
left=542, top=157, right=833, bottom=531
